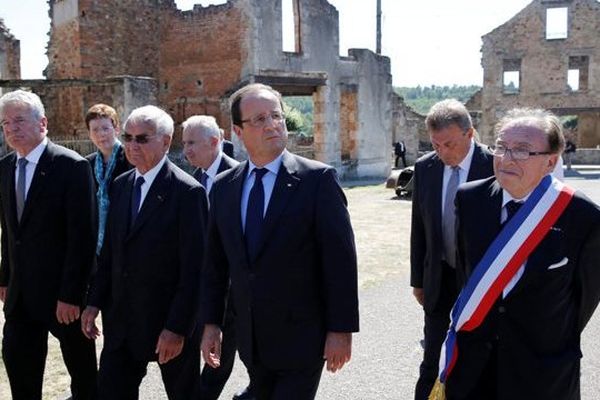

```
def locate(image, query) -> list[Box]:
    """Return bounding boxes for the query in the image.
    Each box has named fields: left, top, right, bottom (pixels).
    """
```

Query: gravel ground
left=2, top=167, right=600, bottom=399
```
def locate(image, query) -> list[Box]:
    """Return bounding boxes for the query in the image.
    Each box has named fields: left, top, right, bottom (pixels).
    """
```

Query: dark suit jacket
left=85, top=146, right=133, bottom=189
left=447, top=176, right=600, bottom=400
left=410, top=142, right=494, bottom=313
left=87, top=160, right=208, bottom=361
left=202, top=151, right=359, bottom=370
left=0, top=141, right=96, bottom=322
left=192, top=153, right=239, bottom=184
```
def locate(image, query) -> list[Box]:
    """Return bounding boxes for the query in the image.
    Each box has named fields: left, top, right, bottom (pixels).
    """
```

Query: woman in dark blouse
left=85, top=104, right=132, bottom=254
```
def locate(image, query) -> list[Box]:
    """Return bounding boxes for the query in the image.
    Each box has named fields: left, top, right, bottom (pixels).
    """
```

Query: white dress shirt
left=15, top=137, right=48, bottom=199
left=133, top=155, right=168, bottom=211
left=240, top=151, right=285, bottom=232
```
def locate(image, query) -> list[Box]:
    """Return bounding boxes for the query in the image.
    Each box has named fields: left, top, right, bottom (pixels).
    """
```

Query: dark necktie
left=16, top=158, right=28, bottom=222
left=442, top=166, right=460, bottom=267
left=130, top=176, right=145, bottom=227
left=245, top=168, right=268, bottom=261
left=200, top=171, right=208, bottom=188
left=505, top=200, right=523, bottom=223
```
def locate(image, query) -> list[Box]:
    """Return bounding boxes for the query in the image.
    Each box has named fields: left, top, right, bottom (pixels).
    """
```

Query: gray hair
left=425, top=99, right=473, bottom=133
left=182, top=115, right=221, bottom=140
left=0, top=90, right=46, bottom=121
left=124, top=105, right=174, bottom=137
left=495, top=108, right=565, bottom=154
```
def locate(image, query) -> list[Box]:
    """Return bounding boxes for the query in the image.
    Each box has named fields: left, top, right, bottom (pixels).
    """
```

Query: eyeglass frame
left=121, top=133, right=159, bottom=145
left=489, top=143, right=553, bottom=160
left=240, top=111, right=286, bottom=128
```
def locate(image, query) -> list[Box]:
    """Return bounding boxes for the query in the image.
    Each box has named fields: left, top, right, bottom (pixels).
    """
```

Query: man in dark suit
left=200, top=83, right=359, bottom=400
left=446, top=108, right=600, bottom=400
left=182, top=115, right=239, bottom=192
left=181, top=114, right=252, bottom=400
left=411, top=99, right=494, bottom=400
left=81, top=105, right=208, bottom=399
left=0, top=90, right=97, bottom=399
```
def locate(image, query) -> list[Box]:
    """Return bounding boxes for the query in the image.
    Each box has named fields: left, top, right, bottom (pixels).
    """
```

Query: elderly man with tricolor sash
left=429, top=108, right=600, bottom=400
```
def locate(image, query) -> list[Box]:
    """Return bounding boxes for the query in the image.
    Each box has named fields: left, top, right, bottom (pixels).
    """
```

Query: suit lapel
left=225, top=161, right=247, bottom=257
left=127, top=161, right=171, bottom=239
left=426, top=156, right=445, bottom=242
left=19, top=143, right=54, bottom=227
left=255, top=153, right=300, bottom=259
left=467, top=143, right=493, bottom=182
left=1, top=154, right=19, bottom=233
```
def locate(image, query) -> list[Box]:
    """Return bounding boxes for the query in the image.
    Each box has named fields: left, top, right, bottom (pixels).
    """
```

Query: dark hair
left=425, top=99, right=473, bottom=133
left=85, top=104, right=119, bottom=130
left=230, top=83, right=284, bottom=126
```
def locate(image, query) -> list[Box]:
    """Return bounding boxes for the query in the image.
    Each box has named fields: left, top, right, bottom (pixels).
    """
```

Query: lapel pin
left=157, top=195, right=164, bottom=201
left=287, top=183, right=292, bottom=187
left=40, top=171, right=46, bottom=176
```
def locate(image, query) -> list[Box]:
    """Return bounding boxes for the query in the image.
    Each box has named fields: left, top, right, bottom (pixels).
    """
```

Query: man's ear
left=546, top=153, right=559, bottom=174
left=232, top=125, right=242, bottom=138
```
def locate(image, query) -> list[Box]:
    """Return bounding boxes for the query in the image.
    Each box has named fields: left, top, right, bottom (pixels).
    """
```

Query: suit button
left=15, top=240, right=21, bottom=246
left=249, top=273, right=255, bottom=280
left=123, top=272, right=128, bottom=278
left=498, top=306, right=506, bottom=313
left=485, top=342, right=493, bottom=349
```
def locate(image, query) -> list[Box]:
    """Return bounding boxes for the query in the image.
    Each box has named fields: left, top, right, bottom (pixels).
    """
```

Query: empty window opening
left=568, top=70, right=579, bottom=91
left=568, top=56, right=589, bottom=91
left=503, top=59, right=521, bottom=94
left=546, top=7, right=568, bottom=39
left=282, top=0, right=301, bottom=53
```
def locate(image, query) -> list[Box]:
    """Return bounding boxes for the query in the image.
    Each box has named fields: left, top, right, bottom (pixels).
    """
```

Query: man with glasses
left=81, top=105, right=208, bottom=399
left=411, top=99, right=494, bottom=400
left=0, top=90, right=98, bottom=399
left=200, top=83, right=359, bottom=400
left=441, top=108, right=600, bottom=399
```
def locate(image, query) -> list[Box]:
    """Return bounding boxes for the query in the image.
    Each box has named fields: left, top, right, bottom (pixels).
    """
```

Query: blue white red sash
left=433, top=175, right=575, bottom=394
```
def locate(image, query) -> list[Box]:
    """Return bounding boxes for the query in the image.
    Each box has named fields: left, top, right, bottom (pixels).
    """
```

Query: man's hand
left=155, top=329, right=185, bottom=364
left=81, top=306, right=101, bottom=339
left=413, top=287, right=424, bottom=306
left=200, top=324, right=222, bottom=369
left=323, top=332, right=352, bottom=373
left=0, top=286, right=6, bottom=303
left=56, top=301, right=80, bottom=324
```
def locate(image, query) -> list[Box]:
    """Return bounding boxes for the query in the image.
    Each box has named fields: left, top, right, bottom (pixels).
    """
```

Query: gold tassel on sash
left=428, top=378, right=446, bottom=400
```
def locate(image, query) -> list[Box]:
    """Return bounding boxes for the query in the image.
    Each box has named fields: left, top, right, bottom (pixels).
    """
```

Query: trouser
left=2, top=314, right=98, bottom=400
left=97, top=337, right=199, bottom=400
left=250, top=359, right=324, bottom=400
left=414, top=263, right=458, bottom=400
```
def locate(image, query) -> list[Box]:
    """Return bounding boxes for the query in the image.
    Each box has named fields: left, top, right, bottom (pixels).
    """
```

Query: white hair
left=0, top=89, right=45, bottom=121
left=124, top=105, right=174, bottom=137
left=182, top=115, right=222, bottom=140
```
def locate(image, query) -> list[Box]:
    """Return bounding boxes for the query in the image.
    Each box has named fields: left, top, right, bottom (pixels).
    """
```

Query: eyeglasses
left=121, top=133, right=158, bottom=144
left=241, top=111, right=285, bottom=128
left=489, top=144, right=553, bottom=160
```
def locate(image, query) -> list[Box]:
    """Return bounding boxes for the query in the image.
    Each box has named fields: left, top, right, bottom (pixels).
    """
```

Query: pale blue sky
left=1, top=0, right=539, bottom=86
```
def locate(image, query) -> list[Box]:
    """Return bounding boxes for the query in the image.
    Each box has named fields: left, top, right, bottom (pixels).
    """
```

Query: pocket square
left=548, top=257, right=568, bottom=270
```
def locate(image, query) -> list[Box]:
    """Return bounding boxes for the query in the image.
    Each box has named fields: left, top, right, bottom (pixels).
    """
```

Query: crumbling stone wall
left=21, top=0, right=395, bottom=177
left=0, top=77, right=157, bottom=152
left=479, top=0, right=600, bottom=147
left=0, top=19, right=20, bottom=81
left=391, top=92, right=423, bottom=165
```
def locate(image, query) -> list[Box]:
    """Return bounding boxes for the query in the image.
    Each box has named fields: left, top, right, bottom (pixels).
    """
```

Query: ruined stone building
left=1, top=0, right=399, bottom=178
left=0, top=20, right=20, bottom=82
left=476, top=0, right=600, bottom=147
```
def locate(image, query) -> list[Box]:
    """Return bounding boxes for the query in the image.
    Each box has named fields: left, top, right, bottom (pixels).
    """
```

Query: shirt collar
left=205, top=151, right=223, bottom=178
left=135, top=155, right=167, bottom=184
left=502, top=189, right=531, bottom=208
left=247, top=151, right=284, bottom=178
left=17, top=137, right=48, bottom=164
